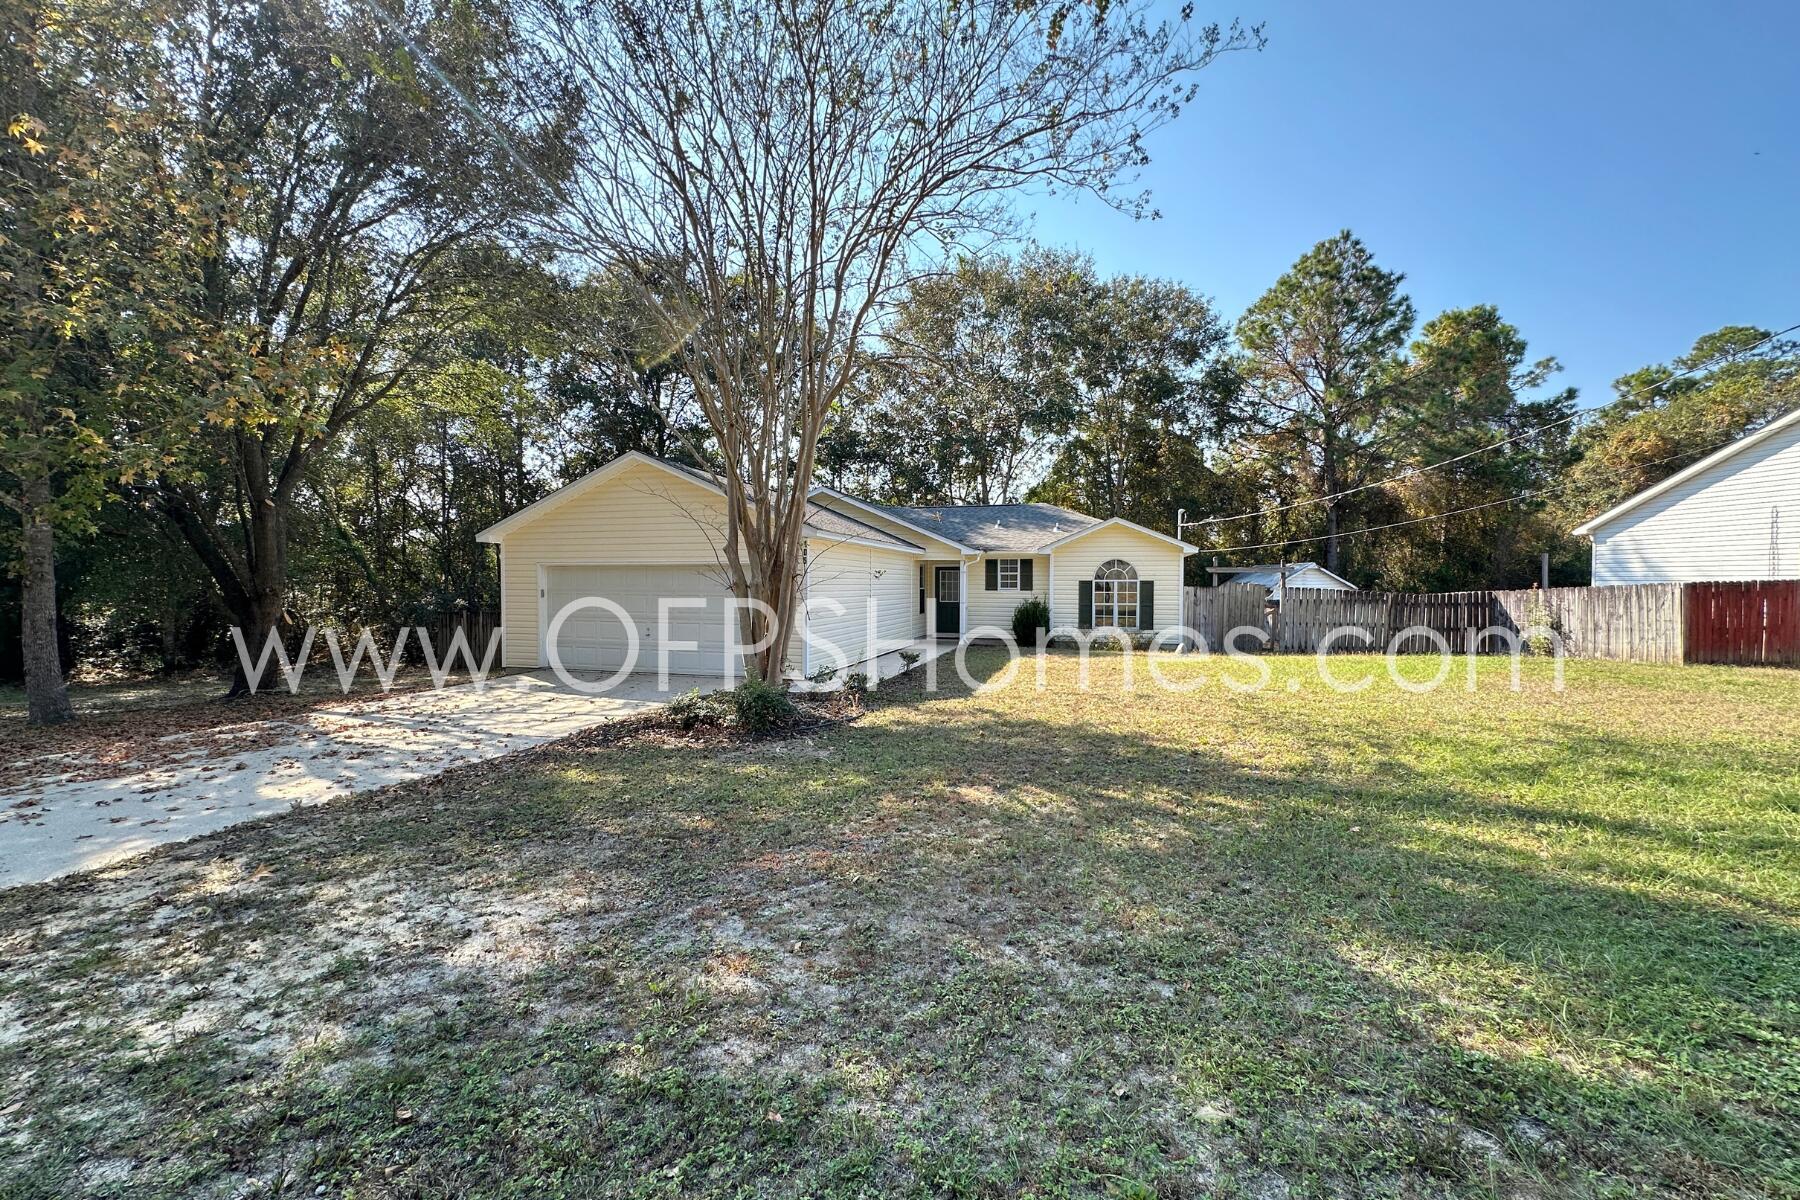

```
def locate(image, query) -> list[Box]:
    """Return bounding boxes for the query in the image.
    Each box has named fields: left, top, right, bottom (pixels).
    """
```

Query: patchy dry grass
left=0, top=653, right=1796, bottom=1199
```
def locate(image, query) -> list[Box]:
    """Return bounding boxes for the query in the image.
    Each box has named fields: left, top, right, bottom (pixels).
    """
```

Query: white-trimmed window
left=1093, top=559, right=1138, bottom=628
left=997, top=558, right=1021, bottom=590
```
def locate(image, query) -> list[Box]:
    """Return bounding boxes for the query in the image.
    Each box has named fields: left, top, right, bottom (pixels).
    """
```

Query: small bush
left=1526, top=596, right=1561, bottom=656
left=663, top=678, right=797, bottom=735
left=1011, top=597, right=1050, bottom=648
left=666, top=687, right=731, bottom=731
left=727, top=676, right=796, bottom=733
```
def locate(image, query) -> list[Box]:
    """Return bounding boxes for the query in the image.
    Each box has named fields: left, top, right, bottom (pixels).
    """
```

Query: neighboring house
left=476, top=451, right=1196, bottom=677
left=1206, top=562, right=1357, bottom=595
left=1572, top=405, right=1800, bottom=585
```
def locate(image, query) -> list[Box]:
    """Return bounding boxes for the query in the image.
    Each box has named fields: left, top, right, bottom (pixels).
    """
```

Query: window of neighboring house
left=997, top=558, right=1021, bottom=590
left=1093, top=559, right=1138, bottom=628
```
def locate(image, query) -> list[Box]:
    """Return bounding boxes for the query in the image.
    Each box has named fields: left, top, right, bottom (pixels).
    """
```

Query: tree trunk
left=224, top=519, right=290, bottom=696
left=20, top=469, right=75, bottom=726
left=156, top=481, right=291, bottom=697
left=1320, top=426, right=1343, bottom=575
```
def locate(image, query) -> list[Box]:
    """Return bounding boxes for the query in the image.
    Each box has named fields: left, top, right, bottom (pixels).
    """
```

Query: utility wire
left=1184, top=321, right=1800, bottom=533
left=1208, top=437, right=1742, bottom=556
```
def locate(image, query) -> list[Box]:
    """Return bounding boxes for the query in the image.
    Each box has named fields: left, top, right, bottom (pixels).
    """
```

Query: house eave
left=807, top=485, right=977, bottom=554
left=1570, top=404, right=1800, bottom=537
left=805, top=530, right=925, bottom=556
left=1037, top=516, right=1199, bottom=555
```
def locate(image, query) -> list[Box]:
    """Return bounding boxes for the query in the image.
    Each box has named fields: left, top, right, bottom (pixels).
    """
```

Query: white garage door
left=542, top=565, right=738, bottom=676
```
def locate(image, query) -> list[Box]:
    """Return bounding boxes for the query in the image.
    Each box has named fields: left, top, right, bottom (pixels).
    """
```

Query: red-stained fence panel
left=1684, top=580, right=1800, bottom=666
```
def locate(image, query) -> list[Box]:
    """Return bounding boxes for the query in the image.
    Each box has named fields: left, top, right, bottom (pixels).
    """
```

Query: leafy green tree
left=1369, top=306, right=1577, bottom=589
left=292, top=258, right=603, bottom=637
left=1031, top=270, right=1235, bottom=533
left=826, top=249, right=1086, bottom=503
left=1, top=0, right=207, bottom=722
left=545, top=270, right=713, bottom=477
left=1231, top=231, right=1415, bottom=574
left=1555, top=326, right=1799, bottom=529
left=133, top=0, right=579, bottom=691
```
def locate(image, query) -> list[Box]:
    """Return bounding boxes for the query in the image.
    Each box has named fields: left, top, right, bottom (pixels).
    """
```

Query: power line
left=1208, top=438, right=1742, bottom=556
left=1181, top=321, right=1800, bottom=534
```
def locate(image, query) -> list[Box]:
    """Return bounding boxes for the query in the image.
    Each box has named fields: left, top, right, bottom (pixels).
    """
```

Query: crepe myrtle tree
left=528, top=0, right=1261, bottom=683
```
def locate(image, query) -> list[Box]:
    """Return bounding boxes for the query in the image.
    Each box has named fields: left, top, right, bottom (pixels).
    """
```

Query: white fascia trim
left=807, top=485, right=977, bottom=554
left=1571, top=404, right=1800, bottom=536
left=1037, top=516, right=1199, bottom=554
left=477, top=451, right=709, bottom=543
left=806, top=532, right=926, bottom=556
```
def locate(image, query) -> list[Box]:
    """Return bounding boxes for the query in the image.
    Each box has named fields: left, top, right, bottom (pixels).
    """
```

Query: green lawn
left=2, top=653, right=1796, bottom=1199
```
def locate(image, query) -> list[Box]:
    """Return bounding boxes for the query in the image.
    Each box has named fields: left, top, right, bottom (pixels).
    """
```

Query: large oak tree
left=139, top=0, right=578, bottom=690
left=2, top=0, right=207, bottom=722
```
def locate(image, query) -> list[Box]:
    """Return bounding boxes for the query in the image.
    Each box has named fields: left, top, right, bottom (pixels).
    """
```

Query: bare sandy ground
left=0, top=671, right=719, bottom=888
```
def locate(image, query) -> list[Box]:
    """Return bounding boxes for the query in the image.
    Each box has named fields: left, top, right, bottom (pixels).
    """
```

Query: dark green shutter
left=1139, top=580, right=1155, bottom=629
left=985, top=559, right=998, bottom=590
left=1019, top=559, right=1034, bottom=591
left=918, top=566, right=925, bottom=613
left=1078, top=580, right=1093, bottom=628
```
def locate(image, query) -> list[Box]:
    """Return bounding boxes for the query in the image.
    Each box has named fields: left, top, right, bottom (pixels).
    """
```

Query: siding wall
left=1282, top=566, right=1354, bottom=591
left=806, top=501, right=963, bottom=641
left=497, top=462, right=916, bottom=675
left=1047, top=527, right=1188, bottom=637
left=495, top=461, right=731, bottom=670
left=1590, top=418, right=1800, bottom=584
left=965, top=555, right=1048, bottom=637
left=803, top=541, right=918, bottom=674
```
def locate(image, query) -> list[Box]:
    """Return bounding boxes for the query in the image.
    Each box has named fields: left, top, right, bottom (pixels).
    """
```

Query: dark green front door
left=934, top=566, right=961, bottom=636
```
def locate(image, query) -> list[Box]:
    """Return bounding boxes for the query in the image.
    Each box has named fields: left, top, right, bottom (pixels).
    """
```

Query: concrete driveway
left=0, top=671, right=718, bottom=889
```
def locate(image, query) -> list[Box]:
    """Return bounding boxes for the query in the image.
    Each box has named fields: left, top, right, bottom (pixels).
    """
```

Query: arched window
left=1093, top=559, right=1138, bottom=628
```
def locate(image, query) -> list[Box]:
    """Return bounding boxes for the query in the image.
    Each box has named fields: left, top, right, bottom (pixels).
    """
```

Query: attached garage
left=540, top=564, right=736, bottom=677
left=478, top=452, right=925, bottom=678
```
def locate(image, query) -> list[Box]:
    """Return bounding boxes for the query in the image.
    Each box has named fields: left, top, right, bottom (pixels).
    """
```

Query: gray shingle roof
left=803, top=501, right=922, bottom=550
left=878, top=502, right=1100, bottom=553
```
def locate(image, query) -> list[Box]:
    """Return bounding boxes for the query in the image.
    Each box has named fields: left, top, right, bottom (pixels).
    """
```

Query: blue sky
left=1027, top=0, right=1800, bottom=408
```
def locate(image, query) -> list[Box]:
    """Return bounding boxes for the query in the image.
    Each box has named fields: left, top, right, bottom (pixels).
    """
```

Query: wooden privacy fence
left=1492, top=584, right=1684, bottom=664
left=420, top=608, right=502, bottom=664
left=1181, top=581, right=1799, bottom=666
left=1684, top=580, right=1800, bottom=666
left=1183, top=583, right=1267, bottom=648
left=1277, top=589, right=1498, bottom=654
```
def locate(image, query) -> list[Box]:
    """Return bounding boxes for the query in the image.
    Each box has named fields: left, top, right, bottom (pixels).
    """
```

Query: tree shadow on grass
left=2, top=659, right=1796, bottom=1199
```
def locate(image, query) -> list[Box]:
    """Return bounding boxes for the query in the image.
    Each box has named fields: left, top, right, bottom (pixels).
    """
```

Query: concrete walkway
left=0, top=671, right=718, bottom=889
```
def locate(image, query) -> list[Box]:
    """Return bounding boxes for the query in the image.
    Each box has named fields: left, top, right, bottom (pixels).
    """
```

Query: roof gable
left=1038, top=515, right=1198, bottom=555
left=1572, top=405, right=1800, bottom=536
left=477, top=452, right=921, bottom=551
left=1212, top=562, right=1357, bottom=590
